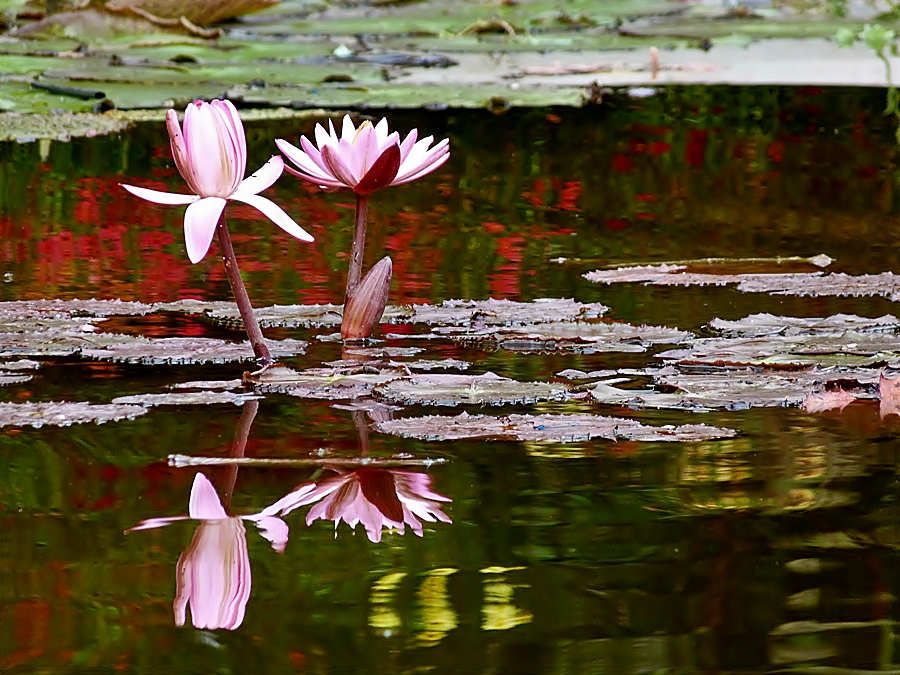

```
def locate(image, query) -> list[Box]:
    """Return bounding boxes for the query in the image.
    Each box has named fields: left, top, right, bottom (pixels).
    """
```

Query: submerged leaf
left=376, top=412, right=737, bottom=442
left=0, top=401, right=147, bottom=427
left=373, top=372, right=573, bottom=406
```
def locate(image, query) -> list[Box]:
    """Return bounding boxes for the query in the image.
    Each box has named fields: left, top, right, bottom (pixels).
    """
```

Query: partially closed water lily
left=128, top=473, right=288, bottom=630
left=276, top=115, right=450, bottom=195
left=122, top=99, right=312, bottom=264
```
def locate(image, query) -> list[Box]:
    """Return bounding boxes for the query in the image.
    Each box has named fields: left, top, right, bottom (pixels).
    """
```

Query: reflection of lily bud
left=341, top=256, right=392, bottom=340
left=174, top=519, right=251, bottom=630
left=128, top=473, right=288, bottom=631
left=271, top=468, right=451, bottom=543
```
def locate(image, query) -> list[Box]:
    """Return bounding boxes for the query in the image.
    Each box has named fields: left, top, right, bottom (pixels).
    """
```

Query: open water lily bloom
left=128, top=473, right=289, bottom=630
left=268, top=468, right=452, bottom=543
left=275, top=115, right=450, bottom=195
left=121, top=99, right=313, bottom=264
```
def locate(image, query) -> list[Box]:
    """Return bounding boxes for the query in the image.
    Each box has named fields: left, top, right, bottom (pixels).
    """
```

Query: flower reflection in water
left=270, top=467, right=452, bottom=543
left=128, top=472, right=288, bottom=630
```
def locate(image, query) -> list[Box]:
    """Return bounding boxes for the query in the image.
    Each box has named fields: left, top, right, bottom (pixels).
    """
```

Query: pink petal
left=283, top=164, right=346, bottom=190
left=314, top=122, right=333, bottom=149
left=351, top=123, right=377, bottom=178
left=188, top=472, right=228, bottom=519
left=300, top=135, right=335, bottom=176
left=121, top=184, right=198, bottom=205
left=321, top=144, right=358, bottom=188
left=126, top=515, right=190, bottom=533
left=374, top=118, right=389, bottom=145
left=229, top=193, right=313, bottom=243
left=238, top=156, right=284, bottom=196
left=184, top=103, right=232, bottom=198
left=212, top=100, right=246, bottom=185
left=276, top=138, right=335, bottom=183
left=391, top=150, right=450, bottom=186
left=166, top=109, right=201, bottom=194
left=184, top=197, right=226, bottom=264
left=246, top=514, right=289, bottom=552
left=398, top=129, right=418, bottom=164
left=340, top=114, right=356, bottom=141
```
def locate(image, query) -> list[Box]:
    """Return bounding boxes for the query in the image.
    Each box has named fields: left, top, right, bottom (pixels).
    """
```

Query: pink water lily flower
left=121, top=99, right=313, bottom=264
left=268, top=468, right=452, bottom=543
left=276, top=115, right=450, bottom=195
left=128, top=473, right=288, bottom=630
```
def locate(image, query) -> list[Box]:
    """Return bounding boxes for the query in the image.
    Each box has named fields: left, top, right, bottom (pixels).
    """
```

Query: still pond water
left=1, top=86, right=899, bottom=674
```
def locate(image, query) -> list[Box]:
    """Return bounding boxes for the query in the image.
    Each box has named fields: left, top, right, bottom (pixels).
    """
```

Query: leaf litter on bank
left=375, top=412, right=736, bottom=443
left=0, top=401, right=148, bottom=427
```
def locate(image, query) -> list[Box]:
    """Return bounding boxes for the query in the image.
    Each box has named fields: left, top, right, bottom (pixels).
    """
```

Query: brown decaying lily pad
left=111, top=391, right=260, bottom=406
left=375, top=411, right=736, bottom=443
left=373, top=372, right=574, bottom=407
left=585, top=266, right=900, bottom=301
left=439, top=321, right=693, bottom=353
left=656, top=331, right=900, bottom=368
left=81, top=337, right=307, bottom=364
left=202, top=298, right=608, bottom=329
left=0, top=401, right=147, bottom=427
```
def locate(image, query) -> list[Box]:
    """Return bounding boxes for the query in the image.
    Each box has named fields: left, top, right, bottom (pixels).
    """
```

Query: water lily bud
left=835, top=27, right=856, bottom=48
left=341, top=256, right=392, bottom=340
left=861, top=23, right=895, bottom=53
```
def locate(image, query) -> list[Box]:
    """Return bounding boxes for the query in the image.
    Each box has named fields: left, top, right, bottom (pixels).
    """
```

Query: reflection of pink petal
left=802, top=390, right=857, bottom=413
left=246, top=514, right=289, bottom=552
left=127, top=515, right=191, bottom=533
left=879, top=372, right=900, bottom=418
left=188, top=473, right=228, bottom=519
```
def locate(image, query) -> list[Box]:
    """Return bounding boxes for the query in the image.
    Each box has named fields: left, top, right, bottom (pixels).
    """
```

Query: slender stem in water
left=215, top=214, right=272, bottom=366
left=345, top=194, right=368, bottom=303
left=221, top=399, right=259, bottom=510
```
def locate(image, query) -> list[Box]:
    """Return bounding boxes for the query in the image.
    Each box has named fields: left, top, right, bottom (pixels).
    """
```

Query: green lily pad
left=375, top=411, right=737, bottom=442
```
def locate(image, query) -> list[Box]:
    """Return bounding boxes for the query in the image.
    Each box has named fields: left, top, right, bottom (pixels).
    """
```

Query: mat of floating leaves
left=247, top=365, right=406, bottom=400
left=104, top=0, right=277, bottom=25
left=435, top=321, right=693, bottom=353
left=589, top=367, right=879, bottom=412
left=656, top=332, right=900, bottom=368
left=0, top=401, right=148, bottom=427
left=375, top=412, right=736, bottom=442
left=373, top=372, right=574, bottom=406
left=708, top=313, right=900, bottom=338
left=202, top=298, right=609, bottom=329
left=111, top=391, right=261, bottom=407
left=82, top=336, right=307, bottom=364
left=585, top=265, right=900, bottom=301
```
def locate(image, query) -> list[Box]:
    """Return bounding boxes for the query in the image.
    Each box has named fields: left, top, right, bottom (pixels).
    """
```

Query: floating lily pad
left=248, top=365, right=405, bottom=400
left=0, top=372, right=33, bottom=386
left=440, top=321, right=693, bottom=353
left=585, top=266, right=900, bottom=301
left=343, top=346, right=424, bottom=358
left=373, top=372, right=573, bottom=407
left=168, top=379, right=243, bottom=390
left=556, top=368, right=618, bottom=380
left=657, top=333, right=900, bottom=368
left=389, top=358, right=470, bottom=371
left=111, top=391, right=260, bottom=406
left=82, top=337, right=307, bottom=364
left=590, top=368, right=879, bottom=412
left=709, top=313, right=900, bottom=338
left=0, top=401, right=147, bottom=427
left=0, top=298, right=154, bottom=317
left=204, top=298, right=609, bottom=329
left=0, top=359, right=41, bottom=370
left=375, top=411, right=737, bottom=442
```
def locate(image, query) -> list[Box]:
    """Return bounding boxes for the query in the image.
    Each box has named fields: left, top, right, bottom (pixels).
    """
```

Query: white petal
left=374, top=118, right=389, bottom=145
left=398, top=129, right=418, bottom=164
left=184, top=197, right=226, bottom=263
left=341, top=114, right=356, bottom=141
left=391, top=150, right=450, bottom=186
left=238, top=156, right=284, bottom=195
left=121, top=184, right=199, bottom=205
left=230, top=193, right=314, bottom=242
left=276, top=138, right=335, bottom=182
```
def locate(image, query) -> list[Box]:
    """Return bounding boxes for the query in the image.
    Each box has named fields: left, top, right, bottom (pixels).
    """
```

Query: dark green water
left=1, top=86, right=899, bottom=674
